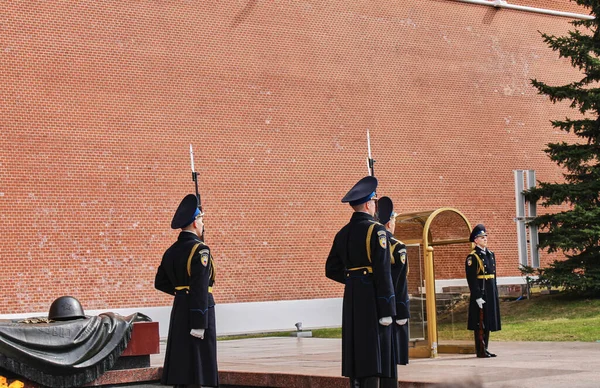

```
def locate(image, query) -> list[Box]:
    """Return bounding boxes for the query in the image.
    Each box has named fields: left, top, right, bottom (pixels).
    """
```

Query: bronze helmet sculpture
left=48, top=296, right=86, bottom=321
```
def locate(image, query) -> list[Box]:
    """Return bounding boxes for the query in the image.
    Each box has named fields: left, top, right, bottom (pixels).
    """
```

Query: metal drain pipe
left=450, top=0, right=594, bottom=20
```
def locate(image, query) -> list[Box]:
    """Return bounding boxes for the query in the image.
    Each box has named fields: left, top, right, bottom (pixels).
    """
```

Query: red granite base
left=82, top=367, right=161, bottom=386
left=121, top=322, right=160, bottom=357
left=220, top=371, right=345, bottom=388
left=219, top=371, right=429, bottom=388
left=83, top=368, right=430, bottom=388
left=17, top=367, right=431, bottom=388
left=14, top=368, right=161, bottom=388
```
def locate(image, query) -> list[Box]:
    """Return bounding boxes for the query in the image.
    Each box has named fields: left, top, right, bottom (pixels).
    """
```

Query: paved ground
left=150, top=337, right=600, bottom=387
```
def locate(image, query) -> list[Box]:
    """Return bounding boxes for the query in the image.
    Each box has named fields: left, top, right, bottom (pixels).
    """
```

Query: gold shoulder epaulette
left=390, top=237, right=404, bottom=245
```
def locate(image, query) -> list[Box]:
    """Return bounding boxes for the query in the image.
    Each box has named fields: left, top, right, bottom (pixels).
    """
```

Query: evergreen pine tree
left=526, top=1, right=600, bottom=296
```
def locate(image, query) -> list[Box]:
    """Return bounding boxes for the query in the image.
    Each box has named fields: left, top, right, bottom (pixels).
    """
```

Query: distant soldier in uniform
left=155, top=194, right=218, bottom=387
left=378, top=197, right=410, bottom=369
left=465, top=224, right=501, bottom=358
left=325, top=176, right=396, bottom=388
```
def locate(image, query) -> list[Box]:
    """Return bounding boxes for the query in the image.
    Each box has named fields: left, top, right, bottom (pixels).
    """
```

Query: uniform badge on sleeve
left=199, top=249, right=210, bottom=267
left=400, top=253, right=406, bottom=265
left=467, top=258, right=473, bottom=266
left=377, top=230, right=387, bottom=249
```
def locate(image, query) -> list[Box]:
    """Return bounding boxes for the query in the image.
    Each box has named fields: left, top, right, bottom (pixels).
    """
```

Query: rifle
left=189, top=144, right=205, bottom=241
left=478, top=278, right=486, bottom=357
left=366, top=128, right=375, bottom=177
left=366, top=129, right=379, bottom=217
left=478, top=306, right=486, bottom=357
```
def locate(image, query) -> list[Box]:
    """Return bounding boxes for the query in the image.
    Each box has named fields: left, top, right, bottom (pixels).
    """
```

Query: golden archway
left=393, top=208, right=472, bottom=358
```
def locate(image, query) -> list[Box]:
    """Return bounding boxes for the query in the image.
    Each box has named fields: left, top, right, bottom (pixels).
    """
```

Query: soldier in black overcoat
left=465, top=224, right=501, bottom=358
left=155, top=194, right=218, bottom=387
left=378, top=197, right=410, bottom=371
left=325, top=176, right=396, bottom=388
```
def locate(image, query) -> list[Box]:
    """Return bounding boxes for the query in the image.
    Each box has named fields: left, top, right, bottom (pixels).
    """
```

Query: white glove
left=396, top=319, right=408, bottom=326
left=190, top=328, right=205, bottom=339
left=476, top=298, right=486, bottom=309
left=379, top=316, right=393, bottom=326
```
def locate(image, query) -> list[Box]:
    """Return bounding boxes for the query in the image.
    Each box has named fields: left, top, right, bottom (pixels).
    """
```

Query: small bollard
left=290, top=321, right=312, bottom=337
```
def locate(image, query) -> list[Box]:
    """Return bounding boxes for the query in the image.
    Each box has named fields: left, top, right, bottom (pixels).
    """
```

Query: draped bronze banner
left=0, top=312, right=138, bottom=388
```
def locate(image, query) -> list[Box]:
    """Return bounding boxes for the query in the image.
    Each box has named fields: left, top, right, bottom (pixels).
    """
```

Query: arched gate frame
left=393, top=208, right=472, bottom=358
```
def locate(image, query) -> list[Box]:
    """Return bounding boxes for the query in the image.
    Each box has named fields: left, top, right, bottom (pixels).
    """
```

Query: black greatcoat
left=326, top=212, right=396, bottom=379
left=388, top=232, right=410, bottom=365
left=465, top=246, right=501, bottom=332
left=155, top=231, right=218, bottom=387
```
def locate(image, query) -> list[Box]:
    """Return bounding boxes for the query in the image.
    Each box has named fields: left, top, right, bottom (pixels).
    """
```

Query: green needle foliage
left=525, top=1, right=600, bottom=296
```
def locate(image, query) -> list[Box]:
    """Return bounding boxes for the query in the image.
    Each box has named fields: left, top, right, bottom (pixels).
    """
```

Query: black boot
left=485, top=350, right=497, bottom=357
left=484, top=331, right=495, bottom=357
left=349, top=378, right=361, bottom=388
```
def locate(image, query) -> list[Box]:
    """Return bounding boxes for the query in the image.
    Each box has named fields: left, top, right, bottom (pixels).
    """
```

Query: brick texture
left=0, top=1, right=585, bottom=313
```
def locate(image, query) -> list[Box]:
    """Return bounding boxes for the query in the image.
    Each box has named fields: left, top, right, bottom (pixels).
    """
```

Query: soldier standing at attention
left=155, top=194, right=218, bottom=387
left=465, top=224, right=501, bottom=358
left=326, top=176, right=396, bottom=388
left=378, top=197, right=410, bottom=370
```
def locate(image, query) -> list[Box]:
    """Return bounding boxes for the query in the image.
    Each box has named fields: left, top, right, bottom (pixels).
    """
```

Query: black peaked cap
left=171, top=194, right=199, bottom=229
left=341, top=176, right=378, bottom=204
left=378, top=196, right=394, bottom=224
left=470, top=224, right=487, bottom=242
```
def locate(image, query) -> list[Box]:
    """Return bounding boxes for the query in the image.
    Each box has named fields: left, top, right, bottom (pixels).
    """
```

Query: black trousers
left=380, top=377, right=398, bottom=388
left=349, top=377, right=389, bottom=388
left=474, top=329, right=490, bottom=355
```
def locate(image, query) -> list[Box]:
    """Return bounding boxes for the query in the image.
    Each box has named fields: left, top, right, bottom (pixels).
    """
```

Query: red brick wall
left=509, top=0, right=587, bottom=13
left=0, top=1, right=584, bottom=313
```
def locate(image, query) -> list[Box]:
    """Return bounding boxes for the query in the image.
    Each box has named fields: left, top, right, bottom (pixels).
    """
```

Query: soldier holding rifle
left=154, top=145, right=218, bottom=387
left=465, top=224, right=501, bottom=358
left=325, top=176, right=397, bottom=388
